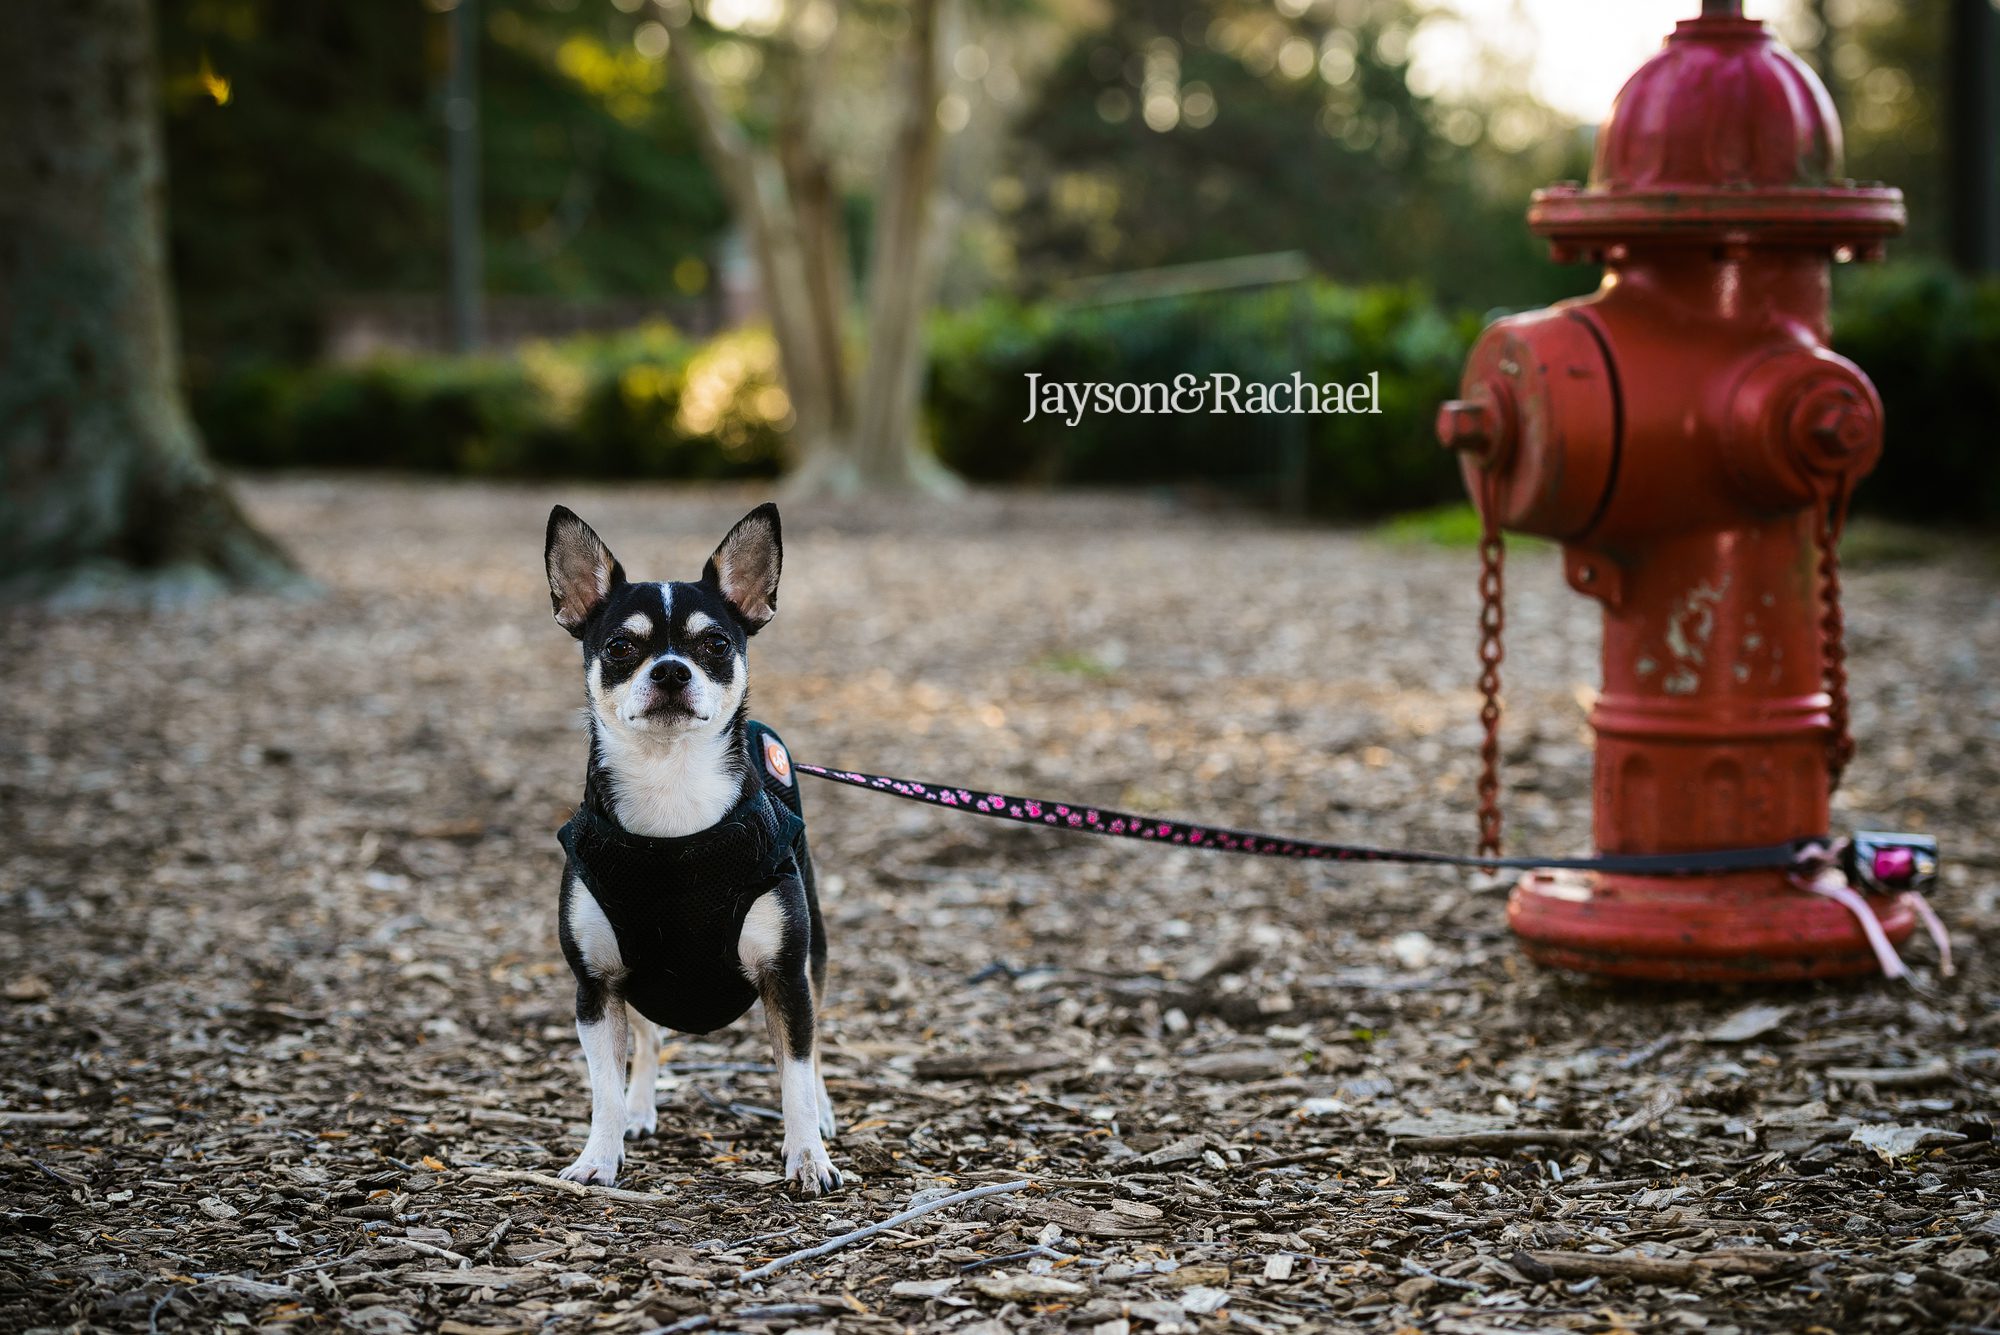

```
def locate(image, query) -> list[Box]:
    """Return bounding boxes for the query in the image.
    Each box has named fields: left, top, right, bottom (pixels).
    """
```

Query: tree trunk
left=841, top=0, right=962, bottom=497
left=772, top=27, right=854, bottom=444
left=446, top=0, right=485, bottom=352
left=669, top=30, right=838, bottom=453
left=664, top=0, right=961, bottom=499
left=0, top=0, right=298, bottom=601
left=1947, top=0, right=2000, bottom=274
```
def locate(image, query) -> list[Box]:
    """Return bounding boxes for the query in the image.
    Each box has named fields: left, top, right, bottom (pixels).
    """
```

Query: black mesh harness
left=557, top=722, right=806, bottom=1035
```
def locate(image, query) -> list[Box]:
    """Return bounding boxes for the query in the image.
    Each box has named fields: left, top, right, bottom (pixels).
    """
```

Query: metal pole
left=1283, top=279, right=1308, bottom=518
left=447, top=0, right=484, bottom=351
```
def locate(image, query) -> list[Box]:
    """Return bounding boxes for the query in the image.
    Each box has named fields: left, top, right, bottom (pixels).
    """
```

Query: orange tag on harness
left=763, top=735, right=793, bottom=784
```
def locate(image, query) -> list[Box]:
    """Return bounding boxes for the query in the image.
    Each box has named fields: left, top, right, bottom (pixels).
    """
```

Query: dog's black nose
left=651, top=657, right=692, bottom=687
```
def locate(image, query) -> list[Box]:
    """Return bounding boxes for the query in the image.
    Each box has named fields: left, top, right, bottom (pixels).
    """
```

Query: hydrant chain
left=1476, top=526, right=1506, bottom=857
left=1817, top=493, right=1855, bottom=789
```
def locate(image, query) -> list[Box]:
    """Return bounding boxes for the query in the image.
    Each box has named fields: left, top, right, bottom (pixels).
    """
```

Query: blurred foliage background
left=158, top=0, right=2000, bottom=522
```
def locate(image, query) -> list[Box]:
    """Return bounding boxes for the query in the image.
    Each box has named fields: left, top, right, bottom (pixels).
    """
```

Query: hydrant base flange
left=1509, top=870, right=1916, bottom=982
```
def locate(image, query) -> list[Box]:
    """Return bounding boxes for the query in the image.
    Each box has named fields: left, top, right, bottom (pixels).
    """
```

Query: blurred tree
left=447, top=0, right=486, bottom=350
left=999, top=0, right=1591, bottom=311
left=0, top=0, right=297, bottom=597
left=156, top=0, right=729, bottom=373
left=1824, top=0, right=1947, bottom=258
left=1810, top=0, right=1999, bottom=268
left=666, top=0, right=963, bottom=496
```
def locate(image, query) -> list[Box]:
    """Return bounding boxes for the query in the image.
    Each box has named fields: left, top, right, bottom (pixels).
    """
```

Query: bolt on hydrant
left=1438, top=1, right=1914, bottom=979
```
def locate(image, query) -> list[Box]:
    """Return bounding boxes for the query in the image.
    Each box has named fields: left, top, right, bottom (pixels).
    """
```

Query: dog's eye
left=603, top=637, right=638, bottom=661
left=701, top=633, right=733, bottom=658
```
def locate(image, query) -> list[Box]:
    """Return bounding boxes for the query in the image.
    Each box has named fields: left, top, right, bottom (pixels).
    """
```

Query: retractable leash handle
left=1804, top=831, right=1953, bottom=979
left=1847, top=831, right=1940, bottom=894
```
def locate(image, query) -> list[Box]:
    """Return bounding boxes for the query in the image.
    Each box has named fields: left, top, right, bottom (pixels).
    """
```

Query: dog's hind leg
left=800, top=847, right=837, bottom=1140
left=624, top=1006, right=660, bottom=1140
left=761, top=992, right=839, bottom=1197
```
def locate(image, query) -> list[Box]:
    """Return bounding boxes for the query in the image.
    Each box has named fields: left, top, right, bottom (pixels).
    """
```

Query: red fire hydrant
left=1438, top=1, right=1910, bottom=980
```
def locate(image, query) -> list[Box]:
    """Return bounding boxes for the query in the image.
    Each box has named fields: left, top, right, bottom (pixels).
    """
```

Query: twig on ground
left=1394, top=1129, right=1600, bottom=1153
left=694, top=1086, right=783, bottom=1123
left=148, top=1277, right=298, bottom=1335
left=1240, top=1146, right=1343, bottom=1172
left=1514, top=1248, right=1820, bottom=1286
left=1399, top=1257, right=1487, bottom=1293
left=693, top=1227, right=798, bottom=1252
left=397, top=1238, right=471, bottom=1269
left=464, top=1168, right=676, bottom=1206
left=279, top=1254, right=356, bottom=1277
left=1559, top=1177, right=1659, bottom=1196
left=1823, top=1057, right=1953, bottom=1087
left=959, top=1245, right=1071, bottom=1271
left=738, top=1179, right=1035, bottom=1282
left=1618, top=1032, right=1688, bottom=1071
left=474, top=1216, right=511, bottom=1263
left=641, top=1317, right=714, bottom=1335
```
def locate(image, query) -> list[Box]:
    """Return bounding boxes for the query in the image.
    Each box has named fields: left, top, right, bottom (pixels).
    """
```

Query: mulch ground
left=2, top=477, right=1997, bottom=1335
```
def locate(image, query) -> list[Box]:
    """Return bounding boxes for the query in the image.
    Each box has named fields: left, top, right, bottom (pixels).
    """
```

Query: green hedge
left=196, top=323, right=790, bottom=479
left=1831, top=264, right=2000, bottom=523
left=194, top=267, right=2000, bottom=523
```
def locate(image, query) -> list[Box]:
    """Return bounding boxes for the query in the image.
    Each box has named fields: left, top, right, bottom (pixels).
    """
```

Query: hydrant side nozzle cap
left=1724, top=349, right=1884, bottom=507
left=1436, top=400, right=1490, bottom=452
left=1788, top=377, right=1882, bottom=473
left=1436, top=384, right=1515, bottom=468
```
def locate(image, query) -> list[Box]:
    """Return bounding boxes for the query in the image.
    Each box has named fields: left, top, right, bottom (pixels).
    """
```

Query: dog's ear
left=545, top=506, right=624, bottom=638
left=703, top=502, right=782, bottom=633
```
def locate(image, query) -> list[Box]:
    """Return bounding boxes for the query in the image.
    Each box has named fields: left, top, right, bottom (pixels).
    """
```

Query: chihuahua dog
left=542, top=503, right=840, bottom=1196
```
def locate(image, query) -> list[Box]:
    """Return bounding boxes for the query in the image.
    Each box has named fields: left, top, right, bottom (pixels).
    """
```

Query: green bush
left=196, top=323, right=790, bottom=480
left=1833, top=263, right=2000, bottom=524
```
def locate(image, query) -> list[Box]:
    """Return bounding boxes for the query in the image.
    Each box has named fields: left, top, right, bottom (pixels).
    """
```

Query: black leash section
left=792, top=763, right=1814, bottom=877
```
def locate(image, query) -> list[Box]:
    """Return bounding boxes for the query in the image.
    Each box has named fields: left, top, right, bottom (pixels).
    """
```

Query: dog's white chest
left=597, top=729, right=740, bottom=838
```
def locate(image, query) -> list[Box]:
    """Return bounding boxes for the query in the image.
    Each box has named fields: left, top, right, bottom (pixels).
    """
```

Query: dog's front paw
left=784, top=1142, right=843, bottom=1199
left=559, top=1149, right=622, bottom=1185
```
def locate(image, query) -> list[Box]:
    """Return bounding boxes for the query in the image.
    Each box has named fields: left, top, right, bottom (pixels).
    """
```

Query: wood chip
left=1517, top=1248, right=1821, bottom=1286
left=912, top=1052, right=1075, bottom=1080
left=971, top=1272, right=1088, bottom=1299
left=1391, top=1128, right=1600, bottom=1153
left=1017, top=1197, right=1168, bottom=1238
